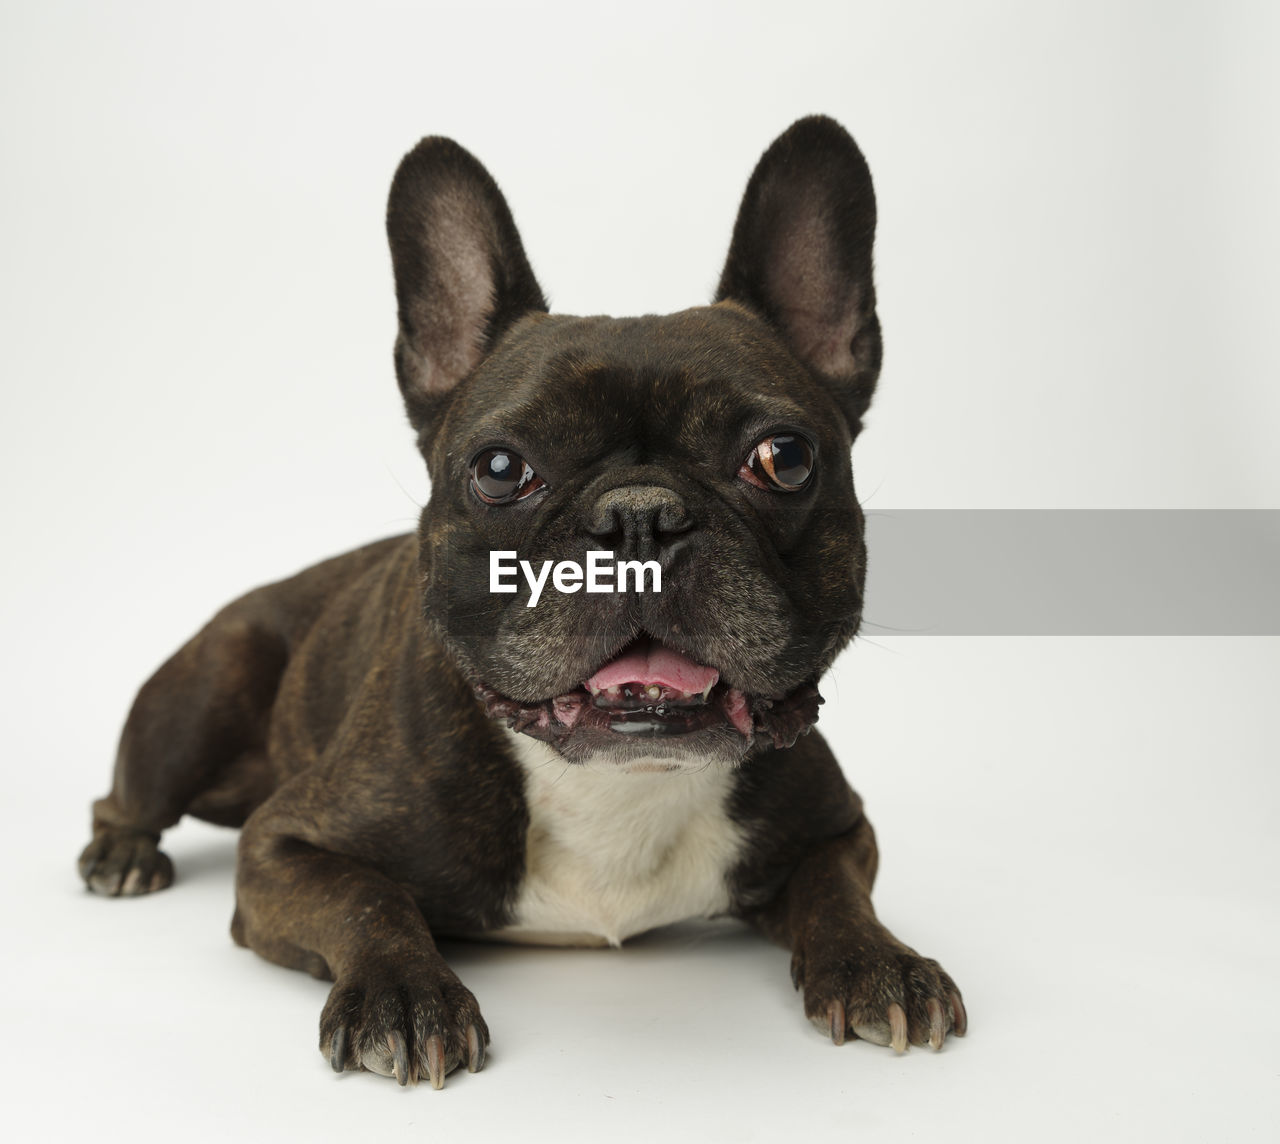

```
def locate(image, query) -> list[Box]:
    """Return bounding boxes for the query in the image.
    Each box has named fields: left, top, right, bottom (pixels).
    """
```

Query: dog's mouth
left=472, top=636, right=822, bottom=751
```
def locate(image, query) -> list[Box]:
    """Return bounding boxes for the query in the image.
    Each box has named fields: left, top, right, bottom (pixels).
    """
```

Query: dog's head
left=387, top=117, right=882, bottom=768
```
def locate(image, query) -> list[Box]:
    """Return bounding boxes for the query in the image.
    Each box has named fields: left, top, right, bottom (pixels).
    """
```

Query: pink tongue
left=586, top=641, right=719, bottom=694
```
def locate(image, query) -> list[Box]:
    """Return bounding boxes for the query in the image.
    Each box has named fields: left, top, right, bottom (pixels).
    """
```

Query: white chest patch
left=489, top=730, right=746, bottom=948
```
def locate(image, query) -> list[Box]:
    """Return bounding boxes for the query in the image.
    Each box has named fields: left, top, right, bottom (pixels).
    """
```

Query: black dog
left=79, top=116, right=965, bottom=1087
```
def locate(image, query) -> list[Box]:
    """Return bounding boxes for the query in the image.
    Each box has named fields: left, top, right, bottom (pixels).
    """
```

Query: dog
left=78, top=115, right=965, bottom=1087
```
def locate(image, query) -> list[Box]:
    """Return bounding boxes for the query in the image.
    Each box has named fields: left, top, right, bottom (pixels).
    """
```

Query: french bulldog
left=78, top=115, right=965, bottom=1087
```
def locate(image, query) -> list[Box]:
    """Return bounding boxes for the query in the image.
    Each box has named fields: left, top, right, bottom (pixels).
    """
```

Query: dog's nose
left=586, top=485, right=694, bottom=562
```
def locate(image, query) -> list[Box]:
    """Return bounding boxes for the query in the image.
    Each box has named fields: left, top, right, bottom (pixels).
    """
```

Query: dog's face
left=386, top=118, right=882, bottom=767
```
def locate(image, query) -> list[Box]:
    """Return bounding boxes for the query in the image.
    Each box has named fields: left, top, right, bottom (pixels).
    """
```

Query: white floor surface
left=3, top=636, right=1275, bottom=1142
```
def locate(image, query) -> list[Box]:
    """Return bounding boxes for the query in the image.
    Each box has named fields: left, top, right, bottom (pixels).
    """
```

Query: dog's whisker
left=383, top=463, right=425, bottom=511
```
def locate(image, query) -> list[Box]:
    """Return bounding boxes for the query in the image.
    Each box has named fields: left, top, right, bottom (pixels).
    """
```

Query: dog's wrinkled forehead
left=440, top=303, right=832, bottom=471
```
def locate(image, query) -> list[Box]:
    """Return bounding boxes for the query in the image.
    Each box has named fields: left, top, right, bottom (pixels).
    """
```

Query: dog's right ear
left=387, top=137, right=547, bottom=433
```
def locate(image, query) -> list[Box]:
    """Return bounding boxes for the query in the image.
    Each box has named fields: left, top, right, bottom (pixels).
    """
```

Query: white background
left=2, top=1, right=1276, bottom=1141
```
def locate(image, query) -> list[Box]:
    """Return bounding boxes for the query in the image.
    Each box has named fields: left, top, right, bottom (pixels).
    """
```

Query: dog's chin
left=471, top=635, right=824, bottom=768
left=526, top=720, right=755, bottom=770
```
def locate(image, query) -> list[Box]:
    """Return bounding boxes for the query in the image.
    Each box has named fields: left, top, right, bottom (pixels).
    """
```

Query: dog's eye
left=739, top=434, right=815, bottom=492
left=471, top=449, right=544, bottom=505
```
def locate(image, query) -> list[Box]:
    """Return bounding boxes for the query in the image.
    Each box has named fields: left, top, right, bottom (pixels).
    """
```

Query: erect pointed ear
left=715, top=116, right=882, bottom=437
left=387, top=137, right=547, bottom=429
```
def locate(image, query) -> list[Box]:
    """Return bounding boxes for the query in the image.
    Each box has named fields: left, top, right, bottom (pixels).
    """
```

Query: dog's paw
left=320, top=958, right=488, bottom=1088
left=792, top=939, right=966, bottom=1052
left=78, top=830, right=174, bottom=896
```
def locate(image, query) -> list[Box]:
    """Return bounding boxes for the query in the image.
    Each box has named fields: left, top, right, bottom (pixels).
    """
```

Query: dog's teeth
left=645, top=685, right=661, bottom=699
left=701, top=682, right=714, bottom=701
left=586, top=684, right=599, bottom=697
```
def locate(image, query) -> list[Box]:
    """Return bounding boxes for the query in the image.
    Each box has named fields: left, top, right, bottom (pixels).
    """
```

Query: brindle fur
left=80, top=116, right=963, bottom=1086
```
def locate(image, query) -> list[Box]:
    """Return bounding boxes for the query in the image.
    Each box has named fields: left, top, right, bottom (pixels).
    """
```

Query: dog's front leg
left=233, top=818, right=487, bottom=1088
left=750, top=818, right=967, bottom=1051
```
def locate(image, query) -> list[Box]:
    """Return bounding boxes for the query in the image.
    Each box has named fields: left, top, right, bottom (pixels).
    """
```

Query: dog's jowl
left=79, top=116, right=966, bottom=1087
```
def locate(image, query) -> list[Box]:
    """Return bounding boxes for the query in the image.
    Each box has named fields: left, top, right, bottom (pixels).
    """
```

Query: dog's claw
left=424, top=1033, right=446, bottom=1090
left=950, top=990, right=968, bottom=1036
left=888, top=1003, right=908, bottom=1053
left=387, top=1030, right=410, bottom=1086
left=927, top=998, right=945, bottom=1051
left=827, top=1000, right=846, bottom=1045
left=800, top=939, right=962, bottom=1055
left=319, top=967, right=485, bottom=1086
left=329, top=1026, right=348, bottom=1073
left=466, top=1024, right=485, bottom=1073
left=78, top=830, right=173, bottom=897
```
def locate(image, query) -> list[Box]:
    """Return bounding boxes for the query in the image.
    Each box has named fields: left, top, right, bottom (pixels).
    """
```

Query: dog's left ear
left=387, top=137, right=547, bottom=434
left=716, top=116, right=882, bottom=437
